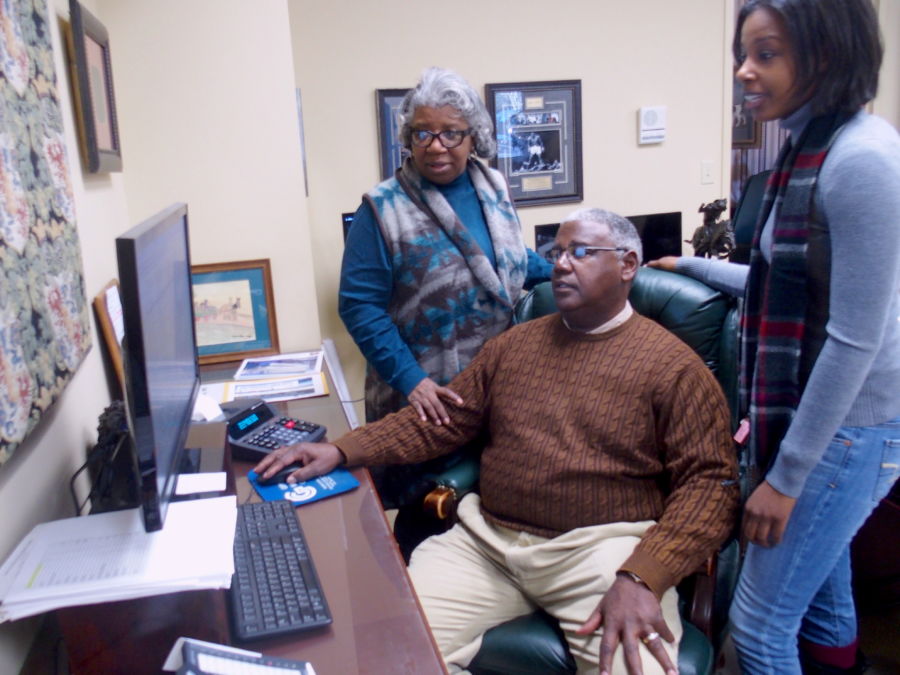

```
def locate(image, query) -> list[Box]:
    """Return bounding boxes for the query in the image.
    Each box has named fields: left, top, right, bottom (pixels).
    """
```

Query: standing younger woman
left=650, top=0, right=900, bottom=672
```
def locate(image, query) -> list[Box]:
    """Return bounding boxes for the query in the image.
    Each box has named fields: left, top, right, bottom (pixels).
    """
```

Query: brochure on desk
left=234, top=350, right=324, bottom=381
left=248, top=467, right=359, bottom=506
left=199, top=372, right=328, bottom=405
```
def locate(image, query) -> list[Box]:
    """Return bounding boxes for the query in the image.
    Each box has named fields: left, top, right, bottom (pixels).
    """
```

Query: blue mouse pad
left=248, top=467, right=359, bottom=506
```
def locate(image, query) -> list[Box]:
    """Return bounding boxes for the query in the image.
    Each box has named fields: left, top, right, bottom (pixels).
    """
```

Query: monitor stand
left=177, top=445, right=225, bottom=474
left=179, top=446, right=202, bottom=474
left=173, top=426, right=230, bottom=502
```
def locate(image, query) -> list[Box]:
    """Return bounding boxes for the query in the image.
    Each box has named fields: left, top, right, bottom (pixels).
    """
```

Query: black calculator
left=225, top=399, right=326, bottom=462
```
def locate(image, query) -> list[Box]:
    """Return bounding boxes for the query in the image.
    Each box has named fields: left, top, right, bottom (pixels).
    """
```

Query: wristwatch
left=618, top=570, right=650, bottom=589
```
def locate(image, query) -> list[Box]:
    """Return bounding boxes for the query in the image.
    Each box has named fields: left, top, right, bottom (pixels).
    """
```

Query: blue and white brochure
left=248, top=467, right=359, bottom=506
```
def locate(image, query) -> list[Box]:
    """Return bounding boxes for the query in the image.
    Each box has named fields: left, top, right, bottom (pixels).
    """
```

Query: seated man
left=256, top=208, right=739, bottom=675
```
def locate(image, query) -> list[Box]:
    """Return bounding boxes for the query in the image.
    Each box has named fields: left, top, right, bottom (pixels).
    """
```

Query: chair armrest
left=687, top=556, right=717, bottom=640
left=421, top=453, right=480, bottom=521
left=685, top=538, right=741, bottom=650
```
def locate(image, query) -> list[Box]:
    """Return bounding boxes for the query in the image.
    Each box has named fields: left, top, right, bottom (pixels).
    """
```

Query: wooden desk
left=230, top=383, right=446, bottom=674
left=44, top=367, right=446, bottom=674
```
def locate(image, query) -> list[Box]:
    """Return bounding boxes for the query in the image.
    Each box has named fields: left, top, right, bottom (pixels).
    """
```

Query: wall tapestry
left=0, top=0, right=92, bottom=465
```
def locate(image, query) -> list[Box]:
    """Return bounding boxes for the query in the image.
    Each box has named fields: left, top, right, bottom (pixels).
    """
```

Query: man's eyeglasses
left=546, top=244, right=628, bottom=264
left=410, top=128, right=473, bottom=149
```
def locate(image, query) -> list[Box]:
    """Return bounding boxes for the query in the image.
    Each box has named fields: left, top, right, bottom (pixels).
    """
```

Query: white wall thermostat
left=638, top=106, right=667, bottom=145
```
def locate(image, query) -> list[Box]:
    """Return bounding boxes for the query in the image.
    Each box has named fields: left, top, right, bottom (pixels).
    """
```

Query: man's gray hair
left=562, top=208, right=643, bottom=265
left=398, top=67, right=496, bottom=159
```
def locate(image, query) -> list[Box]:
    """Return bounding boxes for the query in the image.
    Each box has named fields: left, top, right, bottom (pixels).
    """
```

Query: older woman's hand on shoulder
left=408, top=377, right=463, bottom=426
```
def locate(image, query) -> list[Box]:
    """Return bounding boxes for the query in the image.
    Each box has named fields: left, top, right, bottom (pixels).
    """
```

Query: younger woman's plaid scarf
left=740, top=111, right=851, bottom=473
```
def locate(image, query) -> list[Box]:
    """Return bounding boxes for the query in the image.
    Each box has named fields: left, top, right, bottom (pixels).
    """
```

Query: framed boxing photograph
left=484, top=80, right=582, bottom=207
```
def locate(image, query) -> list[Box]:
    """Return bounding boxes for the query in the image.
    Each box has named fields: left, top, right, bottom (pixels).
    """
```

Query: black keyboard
left=228, top=500, right=332, bottom=641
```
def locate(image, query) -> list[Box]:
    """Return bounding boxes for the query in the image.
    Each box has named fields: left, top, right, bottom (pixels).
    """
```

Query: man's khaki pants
left=408, top=494, right=681, bottom=674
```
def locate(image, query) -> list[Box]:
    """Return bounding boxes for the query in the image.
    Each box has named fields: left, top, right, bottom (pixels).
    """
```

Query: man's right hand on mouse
left=253, top=442, right=345, bottom=485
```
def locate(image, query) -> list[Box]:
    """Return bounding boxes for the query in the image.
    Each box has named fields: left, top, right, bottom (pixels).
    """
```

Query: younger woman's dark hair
left=733, top=0, right=882, bottom=115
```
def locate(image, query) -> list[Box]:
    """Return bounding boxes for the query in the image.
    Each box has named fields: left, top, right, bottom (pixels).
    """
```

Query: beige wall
left=288, top=0, right=735, bottom=412
left=0, top=1, right=316, bottom=671
left=874, top=0, right=900, bottom=128
left=100, top=0, right=320, bottom=353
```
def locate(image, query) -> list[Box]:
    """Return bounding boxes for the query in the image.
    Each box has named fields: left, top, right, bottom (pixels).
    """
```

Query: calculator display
left=227, top=403, right=274, bottom=439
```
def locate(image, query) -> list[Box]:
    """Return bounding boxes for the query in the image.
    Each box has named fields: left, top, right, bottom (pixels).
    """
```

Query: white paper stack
left=0, top=495, right=237, bottom=623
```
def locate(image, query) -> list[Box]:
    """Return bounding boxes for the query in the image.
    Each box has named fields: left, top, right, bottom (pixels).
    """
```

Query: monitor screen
left=116, top=203, right=200, bottom=532
left=626, top=211, right=683, bottom=261
left=534, top=223, right=559, bottom=260
left=534, top=211, right=683, bottom=262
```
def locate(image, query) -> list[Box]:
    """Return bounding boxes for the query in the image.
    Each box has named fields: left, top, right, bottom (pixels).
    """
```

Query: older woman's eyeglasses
left=546, top=244, right=628, bottom=264
left=410, top=128, right=473, bottom=149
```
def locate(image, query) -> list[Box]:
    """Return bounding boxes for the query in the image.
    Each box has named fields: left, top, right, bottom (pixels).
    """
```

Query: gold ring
left=641, top=631, right=660, bottom=645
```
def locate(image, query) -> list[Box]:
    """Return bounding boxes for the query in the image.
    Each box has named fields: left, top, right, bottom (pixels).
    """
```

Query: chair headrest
left=629, top=266, right=731, bottom=371
left=514, top=267, right=733, bottom=373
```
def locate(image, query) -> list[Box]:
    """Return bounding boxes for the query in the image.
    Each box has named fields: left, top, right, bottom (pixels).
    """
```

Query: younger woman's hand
left=742, top=480, right=797, bottom=547
left=645, top=256, right=680, bottom=272
left=407, top=377, right=463, bottom=426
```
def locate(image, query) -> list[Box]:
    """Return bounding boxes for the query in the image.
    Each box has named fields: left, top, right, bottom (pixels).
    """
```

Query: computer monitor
left=533, top=211, right=683, bottom=262
left=534, top=223, right=560, bottom=259
left=626, top=211, right=683, bottom=261
left=116, top=203, right=200, bottom=532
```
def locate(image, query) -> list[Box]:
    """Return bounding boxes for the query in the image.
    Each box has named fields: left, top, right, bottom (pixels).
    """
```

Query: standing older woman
left=339, top=67, right=550, bottom=557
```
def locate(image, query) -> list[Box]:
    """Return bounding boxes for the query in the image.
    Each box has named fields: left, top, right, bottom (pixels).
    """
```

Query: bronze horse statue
left=687, top=198, right=735, bottom=258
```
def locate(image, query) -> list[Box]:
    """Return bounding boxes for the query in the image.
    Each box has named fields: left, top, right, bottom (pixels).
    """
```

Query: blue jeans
left=729, top=416, right=900, bottom=674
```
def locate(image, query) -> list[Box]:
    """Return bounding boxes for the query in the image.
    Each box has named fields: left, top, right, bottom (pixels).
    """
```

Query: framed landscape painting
left=191, top=259, right=279, bottom=364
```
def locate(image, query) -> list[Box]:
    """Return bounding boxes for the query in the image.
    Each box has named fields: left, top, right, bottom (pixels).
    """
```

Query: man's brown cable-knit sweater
left=335, top=312, right=739, bottom=596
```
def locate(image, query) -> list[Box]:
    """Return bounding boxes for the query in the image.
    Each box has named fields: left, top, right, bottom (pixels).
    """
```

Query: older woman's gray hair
left=398, top=67, right=496, bottom=159
left=562, top=208, right=644, bottom=265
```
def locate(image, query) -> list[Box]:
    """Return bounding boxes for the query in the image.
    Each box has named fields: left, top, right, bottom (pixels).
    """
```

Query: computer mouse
left=256, top=463, right=304, bottom=486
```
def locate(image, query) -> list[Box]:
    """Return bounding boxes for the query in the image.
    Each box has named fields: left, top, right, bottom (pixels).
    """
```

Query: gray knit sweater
left=677, top=105, right=900, bottom=498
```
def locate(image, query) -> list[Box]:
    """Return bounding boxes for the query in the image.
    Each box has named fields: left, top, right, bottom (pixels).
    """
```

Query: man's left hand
left=577, top=575, right=677, bottom=675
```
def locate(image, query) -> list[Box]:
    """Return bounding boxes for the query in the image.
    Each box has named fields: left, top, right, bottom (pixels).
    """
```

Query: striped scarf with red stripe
left=740, top=112, right=850, bottom=473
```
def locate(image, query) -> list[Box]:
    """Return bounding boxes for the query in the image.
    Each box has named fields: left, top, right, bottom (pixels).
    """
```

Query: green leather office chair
left=422, top=267, right=743, bottom=675
left=730, top=170, right=771, bottom=265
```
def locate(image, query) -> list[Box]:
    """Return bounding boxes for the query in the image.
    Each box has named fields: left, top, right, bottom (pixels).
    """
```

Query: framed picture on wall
left=65, top=0, right=123, bottom=172
left=376, top=88, right=411, bottom=180
left=191, top=259, right=280, bottom=365
left=92, top=280, right=125, bottom=394
left=484, top=80, right=583, bottom=207
left=732, top=79, right=761, bottom=148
